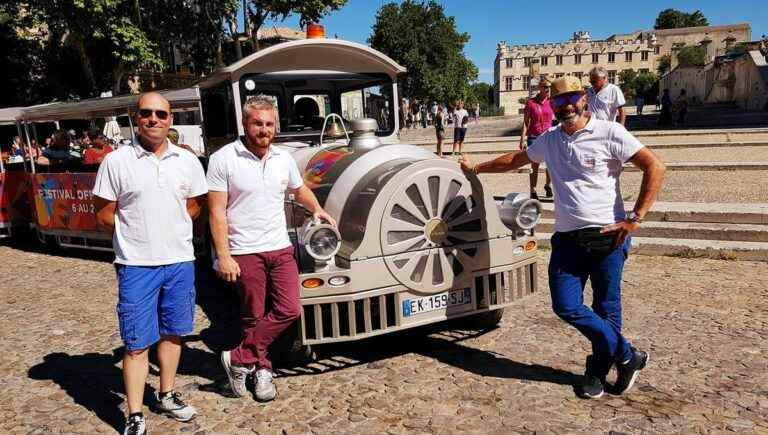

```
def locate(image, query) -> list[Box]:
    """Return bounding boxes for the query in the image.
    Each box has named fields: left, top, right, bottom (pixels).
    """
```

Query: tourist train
left=0, top=35, right=542, bottom=345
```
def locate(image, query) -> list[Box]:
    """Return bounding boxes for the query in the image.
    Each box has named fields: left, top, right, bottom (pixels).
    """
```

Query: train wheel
left=269, top=321, right=315, bottom=367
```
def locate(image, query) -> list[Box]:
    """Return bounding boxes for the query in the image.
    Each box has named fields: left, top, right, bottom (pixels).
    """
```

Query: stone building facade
left=495, top=24, right=751, bottom=114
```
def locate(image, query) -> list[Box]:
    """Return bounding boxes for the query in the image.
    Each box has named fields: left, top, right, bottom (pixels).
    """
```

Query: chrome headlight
left=300, top=217, right=341, bottom=261
left=498, top=193, right=542, bottom=231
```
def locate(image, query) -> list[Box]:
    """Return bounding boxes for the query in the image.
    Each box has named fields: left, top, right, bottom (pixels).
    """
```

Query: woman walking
left=519, top=78, right=554, bottom=199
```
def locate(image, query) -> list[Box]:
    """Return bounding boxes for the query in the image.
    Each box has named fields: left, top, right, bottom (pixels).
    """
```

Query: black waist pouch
left=566, top=227, right=618, bottom=255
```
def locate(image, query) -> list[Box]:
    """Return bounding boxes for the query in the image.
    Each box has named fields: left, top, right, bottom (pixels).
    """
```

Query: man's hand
left=216, top=255, right=241, bottom=283
left=519, top=138, right=526, bottom=150
left=601, top=220, right=640, bottom=248
left=314, top=209, right=337, bottom=228
left=458, top=154, right=475, bottom=173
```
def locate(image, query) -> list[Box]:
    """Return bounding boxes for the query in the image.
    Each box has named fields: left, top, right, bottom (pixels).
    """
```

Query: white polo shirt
left=587, top=83, right=626, bottom=122
left=93, top=141, right=208, bottom=266
left=526, top=116, right=644, bottom=233
left=206, top=139, right=304, bottom=255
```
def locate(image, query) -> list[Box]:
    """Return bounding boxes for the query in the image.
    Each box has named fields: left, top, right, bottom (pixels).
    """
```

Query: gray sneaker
left=221, top=350, right=254, bottom=398
left=255, top=368, right=277, bottom=402
left=154, top=391, right=197, bottom=422
left=123, top=414, right=146, bottom=435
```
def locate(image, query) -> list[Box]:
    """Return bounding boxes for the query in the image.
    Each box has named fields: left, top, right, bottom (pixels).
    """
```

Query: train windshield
left=238, top=71, right=395, bottom=143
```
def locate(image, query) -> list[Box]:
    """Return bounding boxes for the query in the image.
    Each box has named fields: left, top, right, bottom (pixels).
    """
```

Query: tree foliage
left=245, top=0, right=347, bottom=50
left=657, top=54, right=671, bottom=75
left=654, top=9, right=709, bottom=30
left=677, top=46, right=707, bottom=67
left=618, top=69, right=658, bottom=99
left=368, top=0, right=477, bottom=103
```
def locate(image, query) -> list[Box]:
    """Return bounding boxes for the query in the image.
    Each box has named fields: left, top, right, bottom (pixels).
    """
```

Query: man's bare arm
left=94, top=196, right=116, bottom=233
left=292, top=185, right=337, bottom=227
left=628, top=147, right=665, bottom=218
left=186, top=194, right=205, bottom=220
left=208, top=190, right=240, bottom=282
left=617, top=106, right=626, bottom=125
left=459, top=150, right=533, bottom=174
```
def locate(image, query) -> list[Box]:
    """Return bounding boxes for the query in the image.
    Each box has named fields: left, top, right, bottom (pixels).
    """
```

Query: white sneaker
left=154, top=391, right=197, bottom=422
left=254, top=369, right=277, bottom=402
left=221, top=350, right=254, bottom=398
left=123, top=414, right=146, bottom=435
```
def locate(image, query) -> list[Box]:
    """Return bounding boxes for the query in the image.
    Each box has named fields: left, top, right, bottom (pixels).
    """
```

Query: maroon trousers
left=230, top=246, right=301, bottom=370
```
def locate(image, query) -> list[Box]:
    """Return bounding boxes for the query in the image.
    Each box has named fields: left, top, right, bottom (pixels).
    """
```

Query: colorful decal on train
left=31, top=173, right=103, bottom=232
left=303, top=149, right=350, bottom=188
left=0, top=172, right=32, bottom=225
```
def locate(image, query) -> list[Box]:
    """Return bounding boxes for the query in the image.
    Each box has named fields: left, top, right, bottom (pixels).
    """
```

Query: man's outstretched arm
left=459, top=150, right=533, bottom=174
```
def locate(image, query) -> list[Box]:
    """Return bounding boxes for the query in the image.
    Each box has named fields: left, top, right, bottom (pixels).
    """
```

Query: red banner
left=0, top=171, right=32, bottom=226
left=31, top=173, right=103, bottom=233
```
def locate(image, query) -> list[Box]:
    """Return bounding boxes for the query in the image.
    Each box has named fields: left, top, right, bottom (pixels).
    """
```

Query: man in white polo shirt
left=94, top=92, right=207, bottom=435
left=207, top=95, right=335, bottom=402
left=459, top=77, right=665, bottom=400
left=588, top=66, right=626, bottom=124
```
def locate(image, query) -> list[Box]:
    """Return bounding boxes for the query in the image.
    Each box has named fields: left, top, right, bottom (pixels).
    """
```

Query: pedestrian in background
left=452, top=100, right=469, bottom=155
left=473, top=102, right=481, bottom=124
left=519, top=77, right=554, bottom=199
left=588, top=66, right=626, bottom=124
left=634, top=92, right=645, bottom=116
left=658, top=89, right=672, bottom=127
left=435, top=105, right=446, bottom=157
left=459, top=77, right=665, bottom=400
left=94, top=92, right=208, bottom=435
left=674, top=89, right=688, bottom=127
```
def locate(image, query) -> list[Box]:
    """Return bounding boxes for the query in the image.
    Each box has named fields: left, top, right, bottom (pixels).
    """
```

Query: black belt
left=557, top=227, right=618, bottom=255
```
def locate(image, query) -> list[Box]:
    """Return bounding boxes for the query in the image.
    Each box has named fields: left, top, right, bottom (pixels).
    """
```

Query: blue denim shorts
left=115, top=261, right=196, bottom=351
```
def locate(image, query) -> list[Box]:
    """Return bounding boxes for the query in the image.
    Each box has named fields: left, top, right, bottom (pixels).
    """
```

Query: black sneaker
left=544, top=185, right=553, bottom=198
left=530, top=191, right=539, bottom=200
left=123, top=414, right=146, bottom=435
left=576, top=374, right=605, bottom=399
left=614, top=349, right=649, bottom=395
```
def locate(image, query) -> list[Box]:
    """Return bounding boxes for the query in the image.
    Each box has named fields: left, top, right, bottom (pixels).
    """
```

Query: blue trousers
left=548, top=232, right=634, bottom=377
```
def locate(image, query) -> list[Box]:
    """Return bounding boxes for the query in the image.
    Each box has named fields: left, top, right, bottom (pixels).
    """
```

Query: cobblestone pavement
left=1, top=240, right=767, bottom=434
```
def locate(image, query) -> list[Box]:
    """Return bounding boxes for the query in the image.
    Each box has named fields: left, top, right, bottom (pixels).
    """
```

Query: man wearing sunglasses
left=587, top=66, right=626, bottom=124
left=94, top=92, right=208, bottom=435
left=459, top=77, right=665, bottom=400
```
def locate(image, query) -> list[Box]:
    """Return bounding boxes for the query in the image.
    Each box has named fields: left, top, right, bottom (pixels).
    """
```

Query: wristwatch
left=626, top=211, right=643, bottom=223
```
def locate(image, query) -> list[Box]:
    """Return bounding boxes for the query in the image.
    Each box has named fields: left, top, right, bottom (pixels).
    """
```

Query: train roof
left=198, top=38, right=407, bottom=88
left=18, top=88, right=200, bottom=122
left=0, top=107, right=23, bottom=125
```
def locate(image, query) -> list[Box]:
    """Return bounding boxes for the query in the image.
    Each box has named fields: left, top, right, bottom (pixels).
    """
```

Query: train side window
left=340, top=85, right=393, bottom=135
left=200, top=82, right=237, bottom=151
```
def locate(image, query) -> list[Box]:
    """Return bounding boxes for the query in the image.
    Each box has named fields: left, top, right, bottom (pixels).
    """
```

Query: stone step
left=539, top=202, right=768, bottom=225
left=537, top=219, right=768, bottom=243
left=535, top=233, right=768, bottom=262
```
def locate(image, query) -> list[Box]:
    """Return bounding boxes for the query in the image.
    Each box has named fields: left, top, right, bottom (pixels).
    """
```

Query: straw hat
left=551, top=76, right=584, bottom=97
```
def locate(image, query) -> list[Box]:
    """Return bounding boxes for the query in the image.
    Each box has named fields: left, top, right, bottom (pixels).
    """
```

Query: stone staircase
left=535, top=202, right=768, bottom=261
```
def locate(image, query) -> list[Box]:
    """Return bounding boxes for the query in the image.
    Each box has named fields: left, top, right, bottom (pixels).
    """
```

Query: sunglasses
left=138, top=109, right=170, bottom=120
left=551, top=93, right=583, bottom=108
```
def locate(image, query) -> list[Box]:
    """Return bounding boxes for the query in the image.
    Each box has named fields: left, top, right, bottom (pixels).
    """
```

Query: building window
left=592, top=53, right=599, bottom=64
left=608, top=70, right=617, bottom=84
left=574, top=54, right=582, bottom=64
left=654, top=46, right=660, bottom=54
left=641, top=51, right=649, bottom=61
left=556, top=55, right=563, bottom=65
left=555, top=73, right=564, bottom=78
left=505, top=58, right=514, bottom=68
left=639, top=68, right=649, bottom=74
left=540, top=56, right=548, bottom=66
left=625, top=51, right=632, bottom=62
left=524, top=57, right=531, bottom=67
left=504, top=76, right=514, bottom=91
left=523, top=76, right=531, bottom=90
left=608, top=52, right=616, bottom=63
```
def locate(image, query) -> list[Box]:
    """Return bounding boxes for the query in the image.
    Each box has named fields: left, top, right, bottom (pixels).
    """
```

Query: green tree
left=619, top=69, right=658, bottom=100
left=618, top=69, right=639, bottom=98
left=654, top=9, right=709, bottom=29
left=245, top=0, right=347, bottom=51
left=368, top=0, right=478, bottom=103
left=677, top=46, right=707, bottom=67
left=657, top=54, right=671, bottom=75
left=467, top=82, right=493, bottom=114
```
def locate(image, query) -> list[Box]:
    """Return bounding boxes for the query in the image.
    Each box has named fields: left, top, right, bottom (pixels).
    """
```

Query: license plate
left=402, top=288, right=471, bottom=317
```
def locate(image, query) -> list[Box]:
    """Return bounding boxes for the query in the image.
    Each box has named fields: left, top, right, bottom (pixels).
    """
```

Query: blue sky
left=256, top=0, right=768, bottom=83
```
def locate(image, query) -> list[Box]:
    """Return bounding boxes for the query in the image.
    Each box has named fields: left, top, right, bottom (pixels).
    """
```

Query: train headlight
left=497, top=193, right=542, bottom=231
left=301, top=218, right=341, bottom=261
